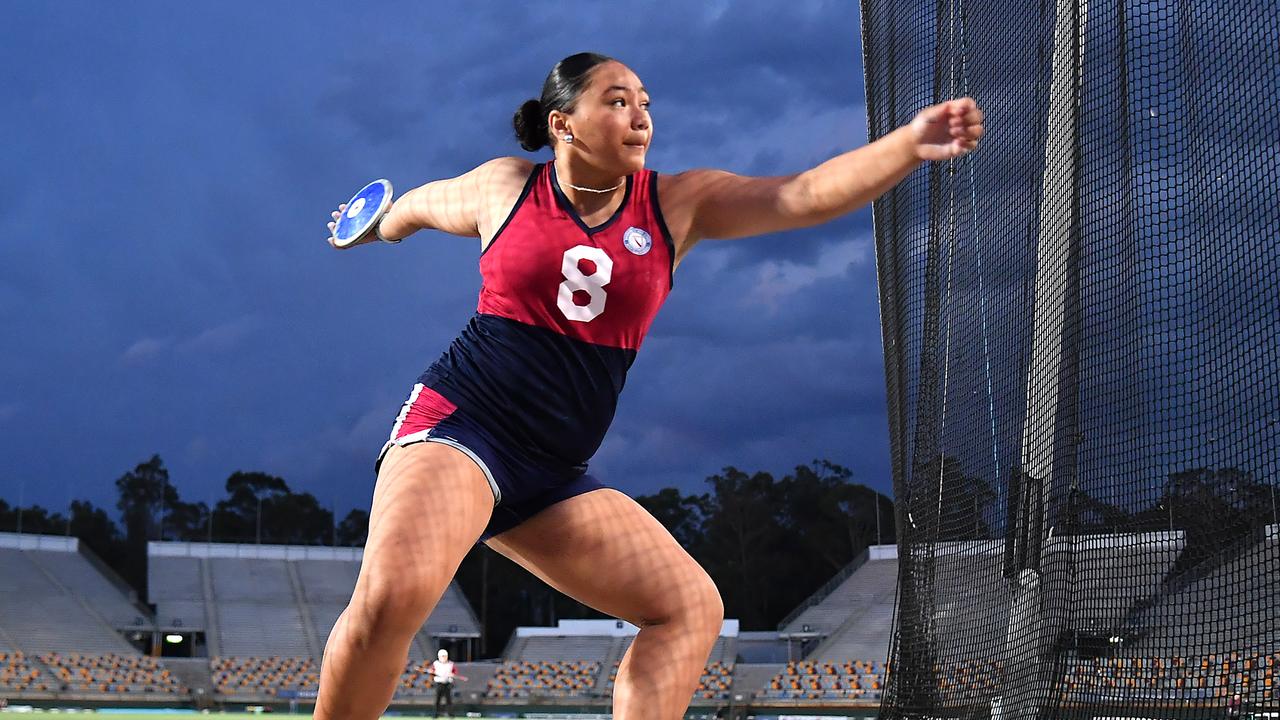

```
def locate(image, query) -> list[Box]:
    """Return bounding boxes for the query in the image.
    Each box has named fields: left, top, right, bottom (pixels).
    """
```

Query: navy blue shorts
left=376, top=383, right=605, bottom=540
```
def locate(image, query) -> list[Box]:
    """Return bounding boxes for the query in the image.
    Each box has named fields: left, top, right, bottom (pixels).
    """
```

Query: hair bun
left=513, top=98, right=548, bottom=152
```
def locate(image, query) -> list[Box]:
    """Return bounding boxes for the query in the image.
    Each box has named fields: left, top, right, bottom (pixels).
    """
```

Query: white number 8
left=557, top=245, right=613, bottom=322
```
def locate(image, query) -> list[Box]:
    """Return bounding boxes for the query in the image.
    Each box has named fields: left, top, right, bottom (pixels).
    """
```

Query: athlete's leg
left=314, top=443, right=493, bottom=720
left=486, top=489, right=723, bottom=720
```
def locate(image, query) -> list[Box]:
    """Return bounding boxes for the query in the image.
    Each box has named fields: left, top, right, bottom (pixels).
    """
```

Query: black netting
left=862, top=0, right=1280, bottom=718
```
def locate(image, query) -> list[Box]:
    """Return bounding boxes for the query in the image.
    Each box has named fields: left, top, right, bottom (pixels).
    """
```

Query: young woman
left=319, top=52, right=983, bottom=720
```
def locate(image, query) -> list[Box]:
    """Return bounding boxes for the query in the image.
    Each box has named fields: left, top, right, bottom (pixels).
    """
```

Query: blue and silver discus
left=333, top=179, right=393, bottom=247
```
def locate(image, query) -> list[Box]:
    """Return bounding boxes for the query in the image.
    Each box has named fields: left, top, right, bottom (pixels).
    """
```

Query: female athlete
left=318, top=52, right=983, bottom=720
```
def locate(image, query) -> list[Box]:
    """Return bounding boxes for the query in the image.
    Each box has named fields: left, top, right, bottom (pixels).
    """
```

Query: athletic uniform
left=378, top=162, right=675, bottom=539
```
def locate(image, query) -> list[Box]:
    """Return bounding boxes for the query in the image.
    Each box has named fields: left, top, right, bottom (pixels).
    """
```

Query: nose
left=631, top=106, right=649, bottom=131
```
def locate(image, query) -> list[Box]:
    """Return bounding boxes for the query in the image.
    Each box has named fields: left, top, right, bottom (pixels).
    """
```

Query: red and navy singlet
left=416, top=162, right=675, bottom=475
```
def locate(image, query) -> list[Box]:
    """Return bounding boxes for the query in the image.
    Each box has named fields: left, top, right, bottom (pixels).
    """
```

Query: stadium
left=0, top=532, right=897, bottom=718
left=1, top=524, right=1277, bottom=718
left=3, top=0, right=1277, bottom=718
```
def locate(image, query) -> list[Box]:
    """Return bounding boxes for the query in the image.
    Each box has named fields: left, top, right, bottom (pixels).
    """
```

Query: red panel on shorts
left=392, top=384, right=458, bottom=440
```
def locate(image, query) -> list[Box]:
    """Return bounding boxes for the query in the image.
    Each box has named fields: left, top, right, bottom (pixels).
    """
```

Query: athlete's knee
left=686, top=570, right=724, bottom=634
left=347, top=576, right=441, bottom=644
left=643, top=565, right=723, bottom=634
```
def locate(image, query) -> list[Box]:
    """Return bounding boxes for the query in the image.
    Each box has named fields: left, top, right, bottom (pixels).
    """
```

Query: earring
left=563, top=134, right=574, bottom=144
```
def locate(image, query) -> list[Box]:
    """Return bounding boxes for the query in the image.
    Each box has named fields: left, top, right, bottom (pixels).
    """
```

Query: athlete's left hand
left=909, top=98, right=984, bottom=161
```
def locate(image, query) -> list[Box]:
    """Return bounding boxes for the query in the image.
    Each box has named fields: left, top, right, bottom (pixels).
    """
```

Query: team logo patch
left=622, top=226, right=652, bottom=255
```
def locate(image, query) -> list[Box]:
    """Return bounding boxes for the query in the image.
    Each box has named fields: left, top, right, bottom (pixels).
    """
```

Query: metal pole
left=160, top=473, right=168, bottom=542
left=256, top=496, right=262, bottom=545
left=1004, top=0, right=1088, bottom=715
left=876, top=496, right=883, bottom=546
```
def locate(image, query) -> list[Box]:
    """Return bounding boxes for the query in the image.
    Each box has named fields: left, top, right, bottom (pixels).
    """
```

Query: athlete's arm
left=382, top=156, right=533, bottom=241
left=329, top=157, right=533, bottom=247
left=664, top=98, right=983, bottom=253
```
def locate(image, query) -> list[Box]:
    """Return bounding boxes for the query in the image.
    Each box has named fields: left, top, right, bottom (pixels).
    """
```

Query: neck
left=554, top=156, right=625, bottom=199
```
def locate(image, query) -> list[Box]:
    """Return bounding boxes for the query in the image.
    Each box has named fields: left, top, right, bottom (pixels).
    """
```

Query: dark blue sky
left=0, top=1, right=891, bottom=519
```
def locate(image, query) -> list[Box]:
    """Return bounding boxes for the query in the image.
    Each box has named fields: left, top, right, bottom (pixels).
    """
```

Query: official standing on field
left=431, top=648, right=464, bottom=718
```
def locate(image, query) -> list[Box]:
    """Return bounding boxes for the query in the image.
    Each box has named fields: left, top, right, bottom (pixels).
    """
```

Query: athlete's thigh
left=356, top=442, right=494, bottom=596
left=485, top=488, right=719, bottom=625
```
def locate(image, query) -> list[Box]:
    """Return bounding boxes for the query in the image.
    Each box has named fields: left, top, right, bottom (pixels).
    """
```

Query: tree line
left=0, top=456, right=894, bottom=656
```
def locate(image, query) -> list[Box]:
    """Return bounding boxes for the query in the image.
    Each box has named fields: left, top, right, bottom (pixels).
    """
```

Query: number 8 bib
left=557, top=245, right=613, bottom=322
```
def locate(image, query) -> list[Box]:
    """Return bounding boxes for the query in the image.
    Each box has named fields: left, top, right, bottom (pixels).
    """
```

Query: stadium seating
left=32, top=549, right=146, bottom=628
left=761, top=660, right=886, bottom=701
left=0, top=545, right=141, bottom=654
left=216, top=596, right=312, bottom=659
left=0, top=652, right=49, bottom=693
left=924, top=540, right=1010, bottom=665
left=1062, top=531, right=1185, bottom=630
left=148, top=555, right=206, bottom=632
left=1063, top=652, right=1279, bottom=704
left=211, top=656, right=317, bottom=696
left=485, top=660, right=601, bottom=698
left=148, top=542, right=481, bottom=662
left=9, top=531, right=1269, bottom=712
left=780, top=551, right=898, bottom=640
left=696, top=661, right=734, bottom=700
left=597, top=660, right=737, bottom=701
left=516, top=635, right=614, bottom=663
left=933, top=659, right=1000, bottom=703
left=40, top=652, right=184, bottom=695
left=1128, top=534, right=1278, bottom=657
left=777, top=547, right=899, bottom=664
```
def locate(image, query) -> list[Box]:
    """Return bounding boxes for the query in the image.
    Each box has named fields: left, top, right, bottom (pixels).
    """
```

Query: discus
left=332, top=179, right=393, bottom=248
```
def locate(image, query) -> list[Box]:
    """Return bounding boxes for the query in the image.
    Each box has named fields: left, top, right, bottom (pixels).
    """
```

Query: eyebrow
left=606, top=85, right=649, bottom=95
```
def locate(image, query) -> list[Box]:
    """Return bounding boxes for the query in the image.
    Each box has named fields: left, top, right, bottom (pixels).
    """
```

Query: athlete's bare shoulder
left=475, top=156, right=536, bottom=182
left=655, top=169, right=725, bottom=259
left=476, top=156, right=539, bottom=243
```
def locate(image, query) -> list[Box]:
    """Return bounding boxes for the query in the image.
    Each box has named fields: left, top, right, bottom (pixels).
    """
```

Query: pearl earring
left=563, top=134, right=574, bottom=144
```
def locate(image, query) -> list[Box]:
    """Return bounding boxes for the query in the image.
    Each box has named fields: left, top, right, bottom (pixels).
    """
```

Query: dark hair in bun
left=512, top=52, right=614, bottom=152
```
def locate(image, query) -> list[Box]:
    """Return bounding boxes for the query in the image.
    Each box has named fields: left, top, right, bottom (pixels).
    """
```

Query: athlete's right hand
left=326, top=203, right=380, bottom=249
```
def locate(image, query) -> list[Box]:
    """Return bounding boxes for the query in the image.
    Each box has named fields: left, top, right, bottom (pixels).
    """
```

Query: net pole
left=1001, top=0, right=1088, bottom=716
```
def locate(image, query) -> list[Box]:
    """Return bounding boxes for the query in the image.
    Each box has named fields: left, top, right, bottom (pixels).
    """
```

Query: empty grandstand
left=40, top=653, right=184, bottom=695
left=6, top=529, right=1271, bottom=714
left=0, top=533, right=149, bottom=656
left=760, top=660, right=886, bottom=702
left=143, top=540, right=484, bottom=703
left=778, top=545, right=898, bottom=662
left=1126, top=526, right=1277, bottom=659
left=0, top=533, right=188, bottom=702
left=148, top=540, right=481, bottom=668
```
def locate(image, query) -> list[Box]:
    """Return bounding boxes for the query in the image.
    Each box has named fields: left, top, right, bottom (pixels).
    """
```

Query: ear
left=548, top=110, right=570, bottom=142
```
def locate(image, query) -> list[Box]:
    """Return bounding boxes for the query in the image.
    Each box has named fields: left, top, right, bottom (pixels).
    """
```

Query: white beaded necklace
left=562, top=179, right=623, bottom=194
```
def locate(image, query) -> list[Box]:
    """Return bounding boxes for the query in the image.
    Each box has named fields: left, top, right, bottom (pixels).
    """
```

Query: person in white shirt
left=430, top=648, right=465, bottom=717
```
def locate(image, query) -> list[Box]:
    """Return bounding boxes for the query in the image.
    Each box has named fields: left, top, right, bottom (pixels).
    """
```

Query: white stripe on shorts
left=388, top=383, right=425, bottom=442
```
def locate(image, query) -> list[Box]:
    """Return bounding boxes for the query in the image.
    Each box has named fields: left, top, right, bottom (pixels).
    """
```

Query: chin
left=618, top=154, right=647, bottom=175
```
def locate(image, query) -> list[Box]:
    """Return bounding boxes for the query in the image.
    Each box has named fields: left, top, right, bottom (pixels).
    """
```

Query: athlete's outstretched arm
left=666, top=98, right=983, bottom=249
left=328, top=156, right=532, bottom=247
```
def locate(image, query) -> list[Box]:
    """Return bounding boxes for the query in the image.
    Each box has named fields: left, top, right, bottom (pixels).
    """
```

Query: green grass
left=8, top=707, right=504, bottom=712
left=10, top=707, right=314, bottom=712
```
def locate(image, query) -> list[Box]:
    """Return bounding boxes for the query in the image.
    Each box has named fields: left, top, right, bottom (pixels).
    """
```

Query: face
left=552, top=61, right=652, bottom=175
left=438, top=650, right=448, bottom=661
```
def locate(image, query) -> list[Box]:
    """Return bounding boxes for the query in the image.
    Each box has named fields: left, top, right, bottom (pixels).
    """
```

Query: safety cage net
left=860, top=0, right=1279, bottom=717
